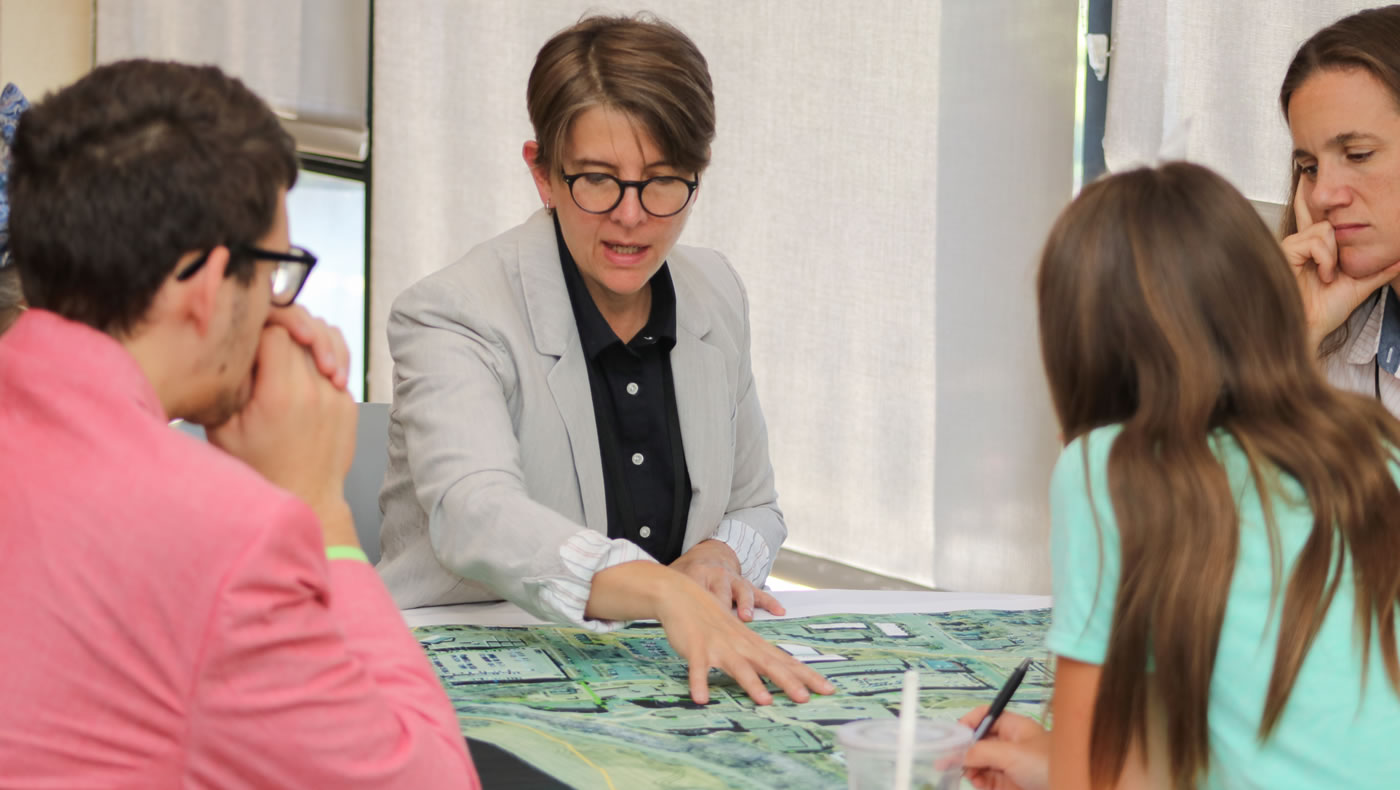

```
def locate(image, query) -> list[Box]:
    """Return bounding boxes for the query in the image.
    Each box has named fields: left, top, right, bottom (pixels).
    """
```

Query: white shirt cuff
left=533, top=530, right=656, bottom=633
left=712, top=518, right=773, bottom=586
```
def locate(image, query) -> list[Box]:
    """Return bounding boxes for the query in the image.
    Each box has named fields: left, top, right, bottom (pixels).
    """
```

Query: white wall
left=0, top=0, right=93, bottom=98
left=932, top=0, right=1075, bottom=594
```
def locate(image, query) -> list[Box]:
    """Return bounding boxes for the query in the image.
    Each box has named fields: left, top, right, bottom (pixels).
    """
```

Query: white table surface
left=401, top=589, right=1051, bottom=628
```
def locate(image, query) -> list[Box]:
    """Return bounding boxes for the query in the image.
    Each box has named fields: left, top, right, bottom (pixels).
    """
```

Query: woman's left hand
left=670, top=540, right=785, bottom=622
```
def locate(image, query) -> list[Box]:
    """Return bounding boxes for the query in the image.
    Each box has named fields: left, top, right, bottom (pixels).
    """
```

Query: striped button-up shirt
left=1321, top=285, right=1400, bottom=417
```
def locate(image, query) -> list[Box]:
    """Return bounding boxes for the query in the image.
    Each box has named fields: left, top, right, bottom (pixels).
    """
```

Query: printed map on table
left=415, top=609, right=1052, bottom=790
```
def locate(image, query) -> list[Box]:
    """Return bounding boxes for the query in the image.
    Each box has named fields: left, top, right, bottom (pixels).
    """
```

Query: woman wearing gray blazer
left=377, top=14, right=832, bottom=707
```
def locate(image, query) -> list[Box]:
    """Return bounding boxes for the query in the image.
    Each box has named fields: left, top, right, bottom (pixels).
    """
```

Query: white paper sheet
left=400, top=589, right=1051, bottom=629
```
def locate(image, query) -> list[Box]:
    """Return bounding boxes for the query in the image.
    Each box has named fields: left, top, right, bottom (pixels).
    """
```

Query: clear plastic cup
left=836, top=718, right=973, bottom=790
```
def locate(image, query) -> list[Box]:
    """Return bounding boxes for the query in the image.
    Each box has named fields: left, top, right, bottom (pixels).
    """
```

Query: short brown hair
left=526, top=14, right=715, bottom=177
left=9, top=59, right=297, bottom=335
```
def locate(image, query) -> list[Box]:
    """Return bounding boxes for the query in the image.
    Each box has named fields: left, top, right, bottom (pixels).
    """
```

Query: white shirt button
left=626, top=382, right=639, bottom=395
left=631, top=452, right=644, bottom=466
left=639, top=525, right=652, bottom=538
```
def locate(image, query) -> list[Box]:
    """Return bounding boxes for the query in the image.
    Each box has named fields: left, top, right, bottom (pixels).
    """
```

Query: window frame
left=293, top=0, right=373, bottom=400
left=1079, top=0, right=1112, bottom=188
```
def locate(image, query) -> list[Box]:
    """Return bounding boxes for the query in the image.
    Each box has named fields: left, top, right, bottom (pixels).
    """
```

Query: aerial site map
left=414, top=609, right=1052, bottom=790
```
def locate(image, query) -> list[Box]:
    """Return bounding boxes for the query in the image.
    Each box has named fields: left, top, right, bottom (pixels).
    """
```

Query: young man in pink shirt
left=0, top=60, right=480, bottom=788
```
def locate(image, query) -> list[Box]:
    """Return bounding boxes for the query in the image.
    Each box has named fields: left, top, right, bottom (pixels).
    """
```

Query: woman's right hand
left=1284, top=194, right=1400, bottom=351
left=587, top=562, right=836, bottom=705
left=957, top=707, right=1051, bottom=790
left=653, top=572, right=835, bottom=705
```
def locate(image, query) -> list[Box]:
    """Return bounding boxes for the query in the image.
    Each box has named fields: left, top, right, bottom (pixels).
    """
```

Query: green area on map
left=415, top=609, right=1052, bottom=790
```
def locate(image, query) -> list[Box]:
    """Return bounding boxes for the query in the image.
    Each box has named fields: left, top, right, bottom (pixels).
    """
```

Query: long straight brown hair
left=1038, top=162, right=1400, bottom=790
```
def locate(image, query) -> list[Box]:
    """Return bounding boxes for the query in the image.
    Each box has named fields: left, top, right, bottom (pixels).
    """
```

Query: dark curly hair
left=8, top=59, right=298, bottom=335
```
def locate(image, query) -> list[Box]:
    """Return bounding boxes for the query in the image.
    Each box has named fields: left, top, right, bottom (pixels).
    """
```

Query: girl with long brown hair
left=961, top=9, right=1400, bottom=788
left=1039, top=161, right=1400, bottom=789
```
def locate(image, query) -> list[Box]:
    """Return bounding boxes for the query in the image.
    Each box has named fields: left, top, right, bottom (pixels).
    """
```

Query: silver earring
left=545, top=198, right=552, bottom=209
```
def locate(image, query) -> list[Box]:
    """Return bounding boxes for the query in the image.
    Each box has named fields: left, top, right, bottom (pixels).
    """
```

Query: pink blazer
left=0, top=311, right=480, bottom=789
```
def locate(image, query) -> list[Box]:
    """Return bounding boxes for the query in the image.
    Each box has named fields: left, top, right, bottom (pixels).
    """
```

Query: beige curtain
left=96, top=0, right=369, bottom=159
left=1104, top=0, right=1374, bottom=204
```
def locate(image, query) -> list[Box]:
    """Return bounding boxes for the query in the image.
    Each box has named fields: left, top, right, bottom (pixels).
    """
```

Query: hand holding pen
left=972, top=658, right=1033, bottom=740
left=957, top=659, right=1050, bottom=790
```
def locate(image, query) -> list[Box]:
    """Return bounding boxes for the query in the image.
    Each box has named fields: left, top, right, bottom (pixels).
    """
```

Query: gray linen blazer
left=377, top=210, right=785, bottom=612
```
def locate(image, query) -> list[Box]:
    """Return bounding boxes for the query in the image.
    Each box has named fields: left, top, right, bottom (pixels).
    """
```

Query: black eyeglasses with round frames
left=560, top=171, right=699, bottom=218
left=175, top=244, right=319, bottom=307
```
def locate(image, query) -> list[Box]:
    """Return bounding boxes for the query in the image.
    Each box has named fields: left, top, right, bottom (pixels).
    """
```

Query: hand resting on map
left=585, top=561, right=836, bottom=705
left=669, top=539, right=785, bottom=622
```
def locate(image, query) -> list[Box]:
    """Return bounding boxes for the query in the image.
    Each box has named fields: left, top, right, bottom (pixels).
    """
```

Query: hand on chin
left=1339, top=247, right=1400, bottom=282
left=186, top=369, right=256, bottom=429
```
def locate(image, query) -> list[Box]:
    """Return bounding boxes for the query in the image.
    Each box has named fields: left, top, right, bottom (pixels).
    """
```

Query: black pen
left=971, top=658, right=1033, bottom=741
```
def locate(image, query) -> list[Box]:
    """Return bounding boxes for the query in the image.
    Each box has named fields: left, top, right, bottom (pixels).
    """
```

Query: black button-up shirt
left=555, top=217, right=692, bottom=564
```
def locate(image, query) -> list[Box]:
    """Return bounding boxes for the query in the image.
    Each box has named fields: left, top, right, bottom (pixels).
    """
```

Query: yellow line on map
left=460, top=716, right=617, bottom=790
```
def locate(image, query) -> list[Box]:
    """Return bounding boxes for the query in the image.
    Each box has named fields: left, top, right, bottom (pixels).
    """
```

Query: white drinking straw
left=893, top=669, right=920, bottom=790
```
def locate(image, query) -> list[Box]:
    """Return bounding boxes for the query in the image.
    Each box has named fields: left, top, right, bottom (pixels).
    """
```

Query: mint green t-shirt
left=1047, top=426, right=1400, bottom=790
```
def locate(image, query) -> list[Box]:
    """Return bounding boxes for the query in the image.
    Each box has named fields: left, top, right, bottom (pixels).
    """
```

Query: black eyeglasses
left=175, top=244, right=319, bottom=307
left=560, top=171, right=699, bottom=217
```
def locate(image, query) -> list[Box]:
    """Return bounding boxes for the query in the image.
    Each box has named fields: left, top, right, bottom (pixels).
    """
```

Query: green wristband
left=325, top=545, right=370, bottom=564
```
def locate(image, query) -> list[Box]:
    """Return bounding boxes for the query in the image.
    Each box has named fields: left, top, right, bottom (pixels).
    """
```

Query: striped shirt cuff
left=712, top=518, right=772, bottom=586
left=325, top=545, right=370, bottom=564
left=535, top=530, right=656, bottom=633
